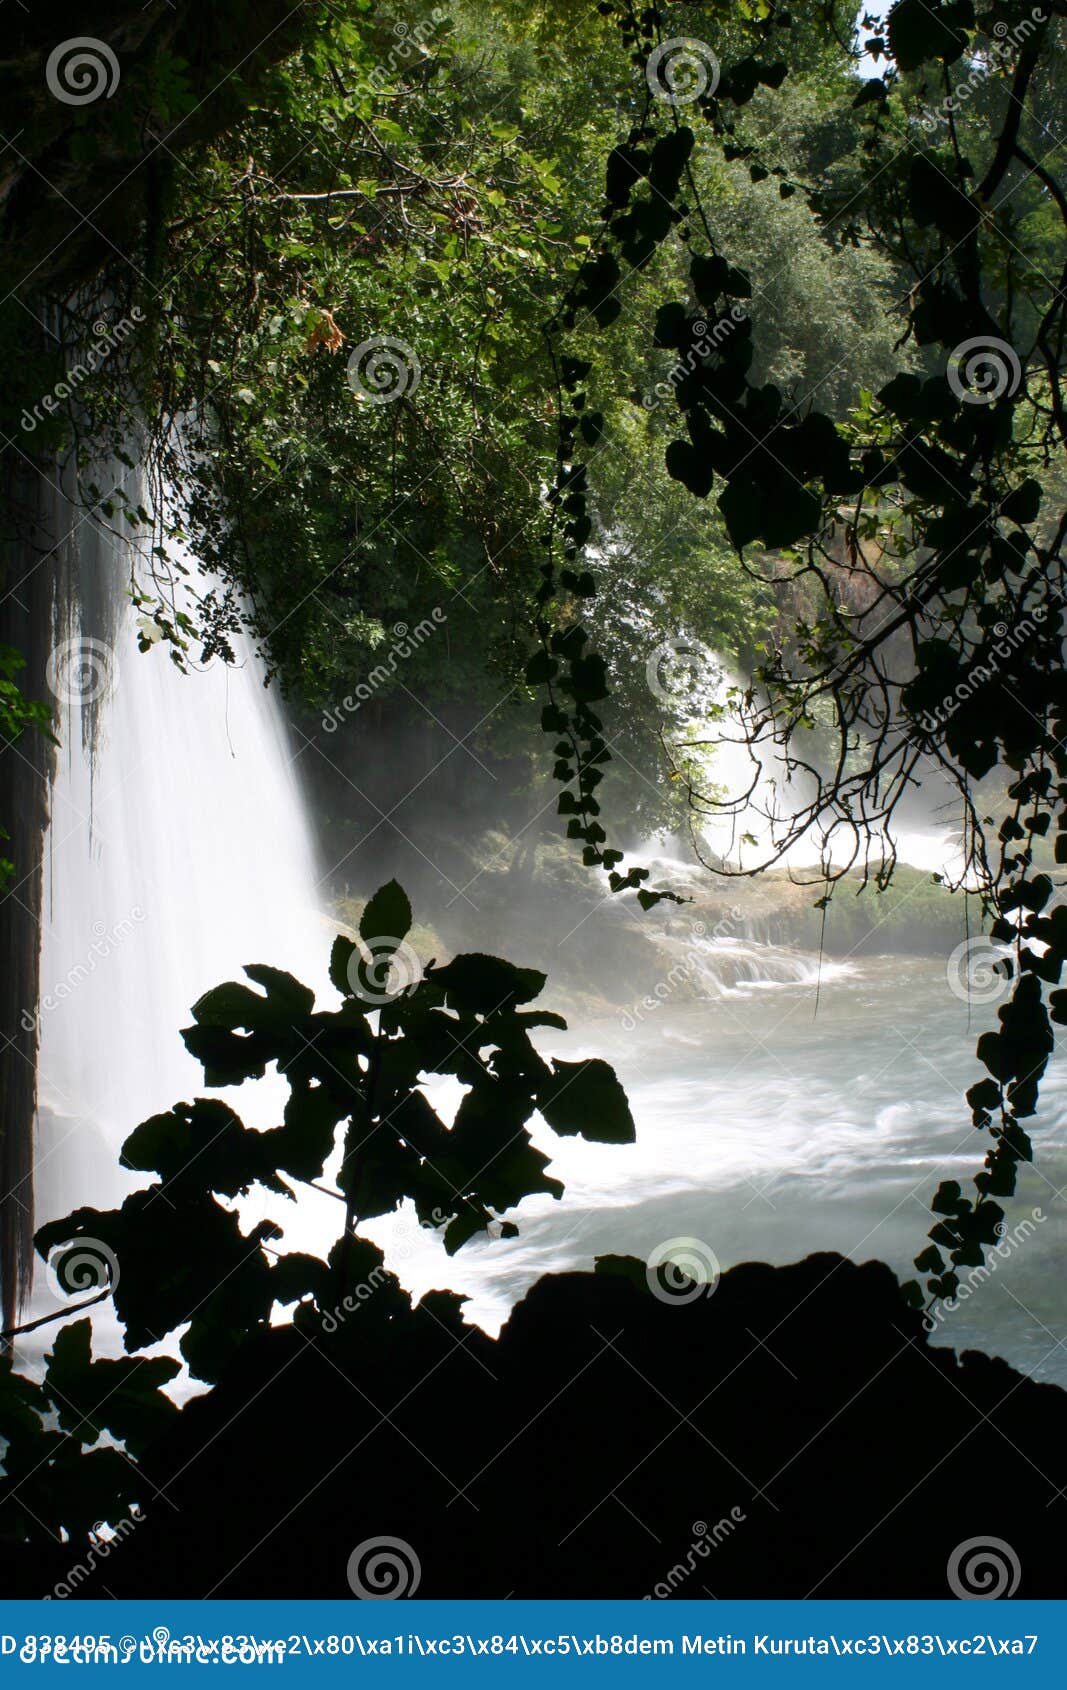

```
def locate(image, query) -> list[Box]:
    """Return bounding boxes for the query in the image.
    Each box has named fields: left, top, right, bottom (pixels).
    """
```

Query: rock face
left=7, top=1252, right=1066, bottom=1599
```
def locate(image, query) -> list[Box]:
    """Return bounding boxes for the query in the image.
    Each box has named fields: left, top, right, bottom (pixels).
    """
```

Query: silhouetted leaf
left=359, top=879, right=412, bottom=944
left=329, top=934, right=357, bottom=996
left=45, top=1320, right=180, bottom=1457
left=429, top=953, right=546, bottom=1013
left=537, top=1058, right=635, bottom=1143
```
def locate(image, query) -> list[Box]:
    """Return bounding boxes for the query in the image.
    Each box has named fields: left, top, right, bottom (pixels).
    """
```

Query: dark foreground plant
left=0, top=881, right=633, bottom=1543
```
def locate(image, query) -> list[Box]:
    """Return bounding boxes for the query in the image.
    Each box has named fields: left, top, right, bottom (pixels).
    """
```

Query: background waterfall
left=12, top=483, right=1063, bottom=1392
left=658, top=648, right=965, bottom=880
left=28, top=468, right=325, bottom=1334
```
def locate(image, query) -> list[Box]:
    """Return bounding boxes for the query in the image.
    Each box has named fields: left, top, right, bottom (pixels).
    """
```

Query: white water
left=361, top=959, right=1067, bottom=1385
left=660, top=648, right=966, bottom=880
left=30, top=498, right=326, bottom=1333
left=22, top=511, right=1066, bottom=1393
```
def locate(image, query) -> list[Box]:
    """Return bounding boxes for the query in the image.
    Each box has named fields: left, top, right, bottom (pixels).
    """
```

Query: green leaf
left=537, top=1058, right=635, bottom=1143
left=359, top=880, right=413, bottom=944
left=888, top=0, right=972, bottom=70
left=429, top=953, right=546, bottom=1013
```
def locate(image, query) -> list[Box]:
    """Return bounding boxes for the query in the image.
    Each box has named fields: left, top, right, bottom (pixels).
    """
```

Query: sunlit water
left=18, top=509, right=1067, bottom=1399
left=361, top=958, right=1067, bottom=1386
left=24, top=502, right=326, bottom=1376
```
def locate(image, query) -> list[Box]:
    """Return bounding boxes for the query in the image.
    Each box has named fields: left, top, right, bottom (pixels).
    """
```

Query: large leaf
left=887, top=0, right=972, bottom=70
left=242, top=964, right=316, bottom=1018
left=537, top=1058, right=636, bottom=1144
left=121, top=1099, right=290, bottom=1199
left=191, top=979, right=273, bottom=1029
left=359, top=879, right=413, bottom=944
left=429, top=953, right=546, bottom=1013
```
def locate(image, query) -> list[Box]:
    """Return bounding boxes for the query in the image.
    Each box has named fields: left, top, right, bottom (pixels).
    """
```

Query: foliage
left=524, top=0, right=1067, bottom=1307
left=1, top=3, right=914, bottom=840
left=0, top=647, right=51, bottom=890
left=2, top=0, right=1064, bottom=1357
left=0, top=884, right=633, bottom=1540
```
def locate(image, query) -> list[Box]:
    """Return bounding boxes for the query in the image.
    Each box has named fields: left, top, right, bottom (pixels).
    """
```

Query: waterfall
left=0, top=466, right=54, bottom=1327
left=642, top=927, right=855, bottom=1004
left=28, top=467, right=325, bottom=1320
left=663, top=649, right=963, bottom=878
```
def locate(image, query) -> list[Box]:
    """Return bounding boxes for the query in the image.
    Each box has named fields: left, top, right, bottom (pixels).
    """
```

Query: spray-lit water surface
left=26, top=508, right=325, bottom=1371
left=364, top=959, right=1067, bottom=1386
left=20, top=507, right=1067, bottom=1397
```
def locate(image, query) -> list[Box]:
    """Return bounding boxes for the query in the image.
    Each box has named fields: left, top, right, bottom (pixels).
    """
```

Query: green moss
left=794, top=866, right=971, bottom=957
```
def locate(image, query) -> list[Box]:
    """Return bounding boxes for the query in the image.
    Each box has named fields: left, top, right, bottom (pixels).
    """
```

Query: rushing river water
left=361, top=954, right=1067, bottom=1387
left=20, top=487, right=1067, bottom=1397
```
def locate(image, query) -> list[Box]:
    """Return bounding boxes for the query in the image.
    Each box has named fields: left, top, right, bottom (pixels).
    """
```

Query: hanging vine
left=527, top=0, right=1067, bottom=1308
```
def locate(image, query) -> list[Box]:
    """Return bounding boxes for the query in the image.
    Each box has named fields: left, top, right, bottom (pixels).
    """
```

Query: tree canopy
left=1, top=0, right=1066, bottom=1560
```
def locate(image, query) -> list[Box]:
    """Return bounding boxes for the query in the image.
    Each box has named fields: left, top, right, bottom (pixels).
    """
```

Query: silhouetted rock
left=6, top=1252, right=1066, bottom=1599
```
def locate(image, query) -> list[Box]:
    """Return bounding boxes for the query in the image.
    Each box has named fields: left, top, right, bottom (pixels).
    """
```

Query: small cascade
left=649, top=924, right=854, bottom=1002
left=29, top=470, right=326, bottom=1319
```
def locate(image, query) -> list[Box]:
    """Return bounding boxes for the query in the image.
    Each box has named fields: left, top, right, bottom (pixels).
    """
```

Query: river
left=362, top=952, right=1067, bottom=1386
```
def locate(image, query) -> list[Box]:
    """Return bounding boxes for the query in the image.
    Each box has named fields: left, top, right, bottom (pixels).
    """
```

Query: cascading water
left=27, top=468, right=325, bottom=1345
left=639, top=924, right=853, bottom=1001
left=657, top=644, right=966, bottom=878
left=17, top=521, right=1063, bottom=1395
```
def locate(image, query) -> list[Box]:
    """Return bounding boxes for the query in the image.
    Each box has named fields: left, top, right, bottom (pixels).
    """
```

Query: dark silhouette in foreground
left=4, top=896, right=1063, bottom=1601
left=6, top=1249, right=1065, bottom=1600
